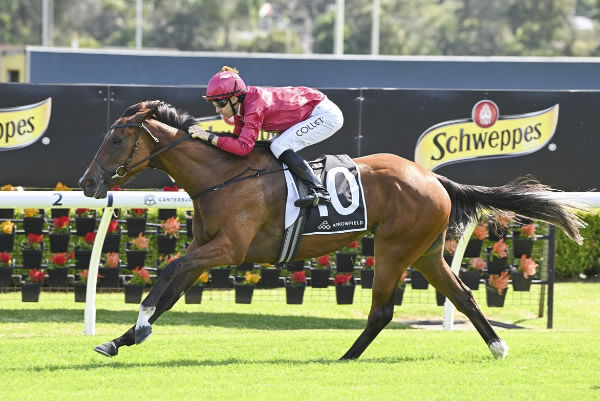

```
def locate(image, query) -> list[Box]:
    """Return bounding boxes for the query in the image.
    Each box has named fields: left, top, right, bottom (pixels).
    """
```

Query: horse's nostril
left=79, top=177, right=96, bottom=190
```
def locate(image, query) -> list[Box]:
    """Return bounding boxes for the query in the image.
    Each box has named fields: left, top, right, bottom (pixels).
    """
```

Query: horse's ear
left=131, top=107, right=158, bottom=124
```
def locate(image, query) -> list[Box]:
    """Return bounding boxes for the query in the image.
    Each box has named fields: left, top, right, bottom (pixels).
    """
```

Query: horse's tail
left=435, top=174, right=588, bottom=244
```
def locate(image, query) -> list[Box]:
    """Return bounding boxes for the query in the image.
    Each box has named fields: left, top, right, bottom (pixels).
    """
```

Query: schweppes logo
left=0, top=98, right=52, bottom=151
left=195, top=115, right=277, bottom=141
left=414, top=100, right=559, bottom=171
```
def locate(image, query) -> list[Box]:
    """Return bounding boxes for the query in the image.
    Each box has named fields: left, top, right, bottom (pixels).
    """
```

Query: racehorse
left=80, top=100, right=585, bottom=360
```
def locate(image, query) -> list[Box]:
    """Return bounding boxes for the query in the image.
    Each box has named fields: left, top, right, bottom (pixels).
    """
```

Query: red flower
left=364, top=256, right=375, bottom=268
left=68, top=251, right=75, bottom=260
left=316, top=254, right=330, bottom=267
left=27, top=233, right=44, bottom=246
left=290, top=270, right=306, bottom=285
left=110, top=185, right=122, bottom=191
left=28, top=268, right=45, bottom=283
left=51, top=253, right=67, bottom=266
left=76, top=208, right=90, bottom=216
left=162, top=184, right=179, bottom=191
left=0, top=251, right=11, bottom=265
left=53, top=216, right=70, bottom=229
left=84, top=232, right=96, bottom=244
left=130, top=208, right=147, bottom=217
left=333, top=273, right=353, bottom=286
left=131, top=266, right=151, bottom=284
left=107, top=219, right=120, bottom=234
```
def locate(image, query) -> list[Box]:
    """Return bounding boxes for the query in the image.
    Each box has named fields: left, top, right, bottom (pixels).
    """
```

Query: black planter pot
left=210, top=267, right=232, bottom=288
left=335, top=252, right=356, bottom=273
left=393, top=286, right=405, bottom=305
left=285, top=284, right=306, bottom=304
left=0, top=266, right=13, bottom=287
left=49, top=233, right=71, bottom=253
left=235, top=284, right=255, bottom=304
left=511, top=271, right=532, bottom=291
left=22, top=248, right=43, bottom=269
left=260, top=268, right=280, bottom=288
left=186, top=217, right=194, bottom=238
left=158, top=209, right=177, bottom=220
left=126, top=250, right=147, bottom=270
left=74, top=282, right=87, bottom=302
left=185, top=285, right=204, bottom=304
left=51, top=208, right=70, bottom=218
left=410, top=269, right=429, bottom=290
left=21, top=282, right=42, bottom=302
left=157, top=234, right=177, bottom=254
left=459, top=269, right=482, bottom=291
left=310, top=268, right=331, bottom=288
left=361, top=236, right=375, bottom=256
left=360, top=269, right=374, bottom=289
left=464, top=239, right=483, bottom=258
left=286, top=260, right=305, bottom=272
left=0, top=209, right=14, bottom=219
left=487, top=223, right=507, bottom=241
left=74, top=249, right=92, bottom=269
left=235, top=261, right=254, bottom=272
left=126, top=217, right=146, bottom=237
left=0, top=232, right=15, bottom=252
left=47, top=268, right=69, bottom=288
left=124, top=284, right=145, bottom=303
left=487, top=256, right=508, bottom=275
left=75, top=217, right=97, bottom=236
left=98, top=267, right=121, bottom=288
left=436, top=290, right=446, bottom=306
left=23, top=216, right=44, bottom=234
left=102, top=233, right=122, bottom=253
left=486, top=286, right=507, bottom=307
left=512, top=237, right=534, bottom=258
left=335, top=284, right=356, bottom=304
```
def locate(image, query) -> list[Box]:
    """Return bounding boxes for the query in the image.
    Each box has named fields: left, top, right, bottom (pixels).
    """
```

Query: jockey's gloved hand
left=188, top=125, right=208, bottom=141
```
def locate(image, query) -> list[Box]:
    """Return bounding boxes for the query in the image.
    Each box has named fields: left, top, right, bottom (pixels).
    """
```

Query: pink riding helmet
left=203, top=69, right=247, bottom=100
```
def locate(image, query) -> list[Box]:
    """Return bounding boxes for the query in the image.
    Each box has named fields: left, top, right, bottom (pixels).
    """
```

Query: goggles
left=209, top=98, right=230, bottom=108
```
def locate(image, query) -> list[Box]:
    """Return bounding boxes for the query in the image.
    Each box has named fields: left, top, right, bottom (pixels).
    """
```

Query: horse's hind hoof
left=135, top=324, right=152, bottom=344
left=94, top=341, right=118, bottom=357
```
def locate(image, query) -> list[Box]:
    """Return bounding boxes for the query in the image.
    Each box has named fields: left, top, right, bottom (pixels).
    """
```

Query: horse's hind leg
left=412, top=235, right=508, bottom=359
left=93, top=269, right=198, bottom=357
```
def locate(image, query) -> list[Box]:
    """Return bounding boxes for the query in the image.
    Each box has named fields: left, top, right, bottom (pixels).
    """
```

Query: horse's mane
left=122, top=100, right=197, bottom=131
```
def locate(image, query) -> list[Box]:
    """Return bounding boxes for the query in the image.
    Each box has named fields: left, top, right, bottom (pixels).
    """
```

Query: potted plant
left=235, top=270, right=260, bottom=304
left=334, top=272, right=356, bottom=304
left=22, top=233, right=44, bottom=269
left=310, top=254, right=332, bottom=288
left=0, top=184, right=17, bottom=219
left=185, top=271, right=208, bottom=304
left=158, top=184, right=179, bottom=220
left=49, top=215, right=71, bottom=253
left=210, top=265, right=233, bottom=289
left=459, top=257, right=485, bottom=291
left=259, top=263, right=280, bottom=288
left=0, top=220, right=15, bottom=252
left=126, top=208, right=147, bottom=237
left=464, top=222, right=488, bottom=257
left=285, top=270, right=307, bottom=304
left=409, top=267, right=429, bottom=290
left=22, top=268, right=45, bottom=302
left=102, top=219, right=122, bottom=253
left=486, top=271, right=510, bottom=307
left=75, top=232, right=95, bottom=269
left=75, top=208, right=97, bottom=236
left=512, top=223, right=536, bottom=258
left=361, top=235, right=375, bottom=257
left=335, top=240, right=358, bottom=273
left=487, top=238, right=508, bottom=275
left=23, top=208, right=45, bottom=234
left=124, top=266, right=150, bottom=303
left=0, top=251, right=13, bottom=287
left=157, top=216, right=180, bottom=254
left=99, top=252, right=121, bottom=288
left=75, top=269, right=103, bottom=302
left=47, top=252, right=73, bottom=288
left=393, top=271, right=408, bottom=305
left=185, top=210, right=194, bottom=239
left=50, top=182, right=71, bottom=217
left=360, top=256, right=375, bottom=289
left=512, top=255, right=538, bottom=291
left=126, top=233, right=148, bottom=270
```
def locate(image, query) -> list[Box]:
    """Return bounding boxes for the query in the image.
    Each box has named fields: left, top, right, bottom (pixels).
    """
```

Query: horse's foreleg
left=94, top=269, right=200, bottom=357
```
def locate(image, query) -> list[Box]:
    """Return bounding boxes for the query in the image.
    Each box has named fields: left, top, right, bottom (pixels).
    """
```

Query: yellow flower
left=24, top=208, right=39, bottom=218
left=55, top=182, right=71, bottom=191
left=1, top=184, right=14, bottom=191
left=244, top=271, right=260, bottom=285
left=198, top=272, right=209, bottom=283
left=0, top=220, right=14, bottom=234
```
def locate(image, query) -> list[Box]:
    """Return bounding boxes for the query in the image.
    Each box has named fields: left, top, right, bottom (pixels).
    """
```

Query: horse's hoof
left=94, top=341, right=118, bottom=357
left=135, top=324, right=152, bottom=344
left=489, top=340, right=509, bottom=360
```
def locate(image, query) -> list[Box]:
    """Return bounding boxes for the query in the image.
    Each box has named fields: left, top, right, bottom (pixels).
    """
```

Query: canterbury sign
left=0, top=98, right=52, bottom=151
left=414, top=100, right=559, bottom=171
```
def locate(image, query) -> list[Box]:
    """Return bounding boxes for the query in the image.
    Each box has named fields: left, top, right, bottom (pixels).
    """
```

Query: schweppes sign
left=414, top=100, right=559, bottom=171
left=0, top=98, right=52, bottom=151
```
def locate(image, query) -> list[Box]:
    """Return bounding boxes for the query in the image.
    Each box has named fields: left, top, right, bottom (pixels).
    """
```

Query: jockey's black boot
left=278, top=149, right=331, bottom=208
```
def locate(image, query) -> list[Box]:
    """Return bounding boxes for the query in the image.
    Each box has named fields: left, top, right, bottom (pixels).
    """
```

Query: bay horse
left=79, top=100, right=585, bottom=360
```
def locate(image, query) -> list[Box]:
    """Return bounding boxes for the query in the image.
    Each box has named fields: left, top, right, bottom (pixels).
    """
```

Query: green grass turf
left=0, top=283, right=599, bottom=401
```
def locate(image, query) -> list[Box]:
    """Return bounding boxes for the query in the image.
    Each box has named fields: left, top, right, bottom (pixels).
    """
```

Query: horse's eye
left=112, top=136, right=123, bottom=145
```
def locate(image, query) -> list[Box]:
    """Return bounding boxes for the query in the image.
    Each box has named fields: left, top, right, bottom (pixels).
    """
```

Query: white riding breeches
left=270, top=97, right=344, bottom=158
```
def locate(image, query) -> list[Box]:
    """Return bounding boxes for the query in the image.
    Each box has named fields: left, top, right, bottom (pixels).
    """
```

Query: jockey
left=189, top=66, right=344, bottom=208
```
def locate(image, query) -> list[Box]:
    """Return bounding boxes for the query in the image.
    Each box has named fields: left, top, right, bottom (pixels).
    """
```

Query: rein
left=96, top=121, right=286, bottom=197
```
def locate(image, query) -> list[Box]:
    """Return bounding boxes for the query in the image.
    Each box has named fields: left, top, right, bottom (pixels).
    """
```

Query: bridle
left=94, top=121, right=192, bottom=180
